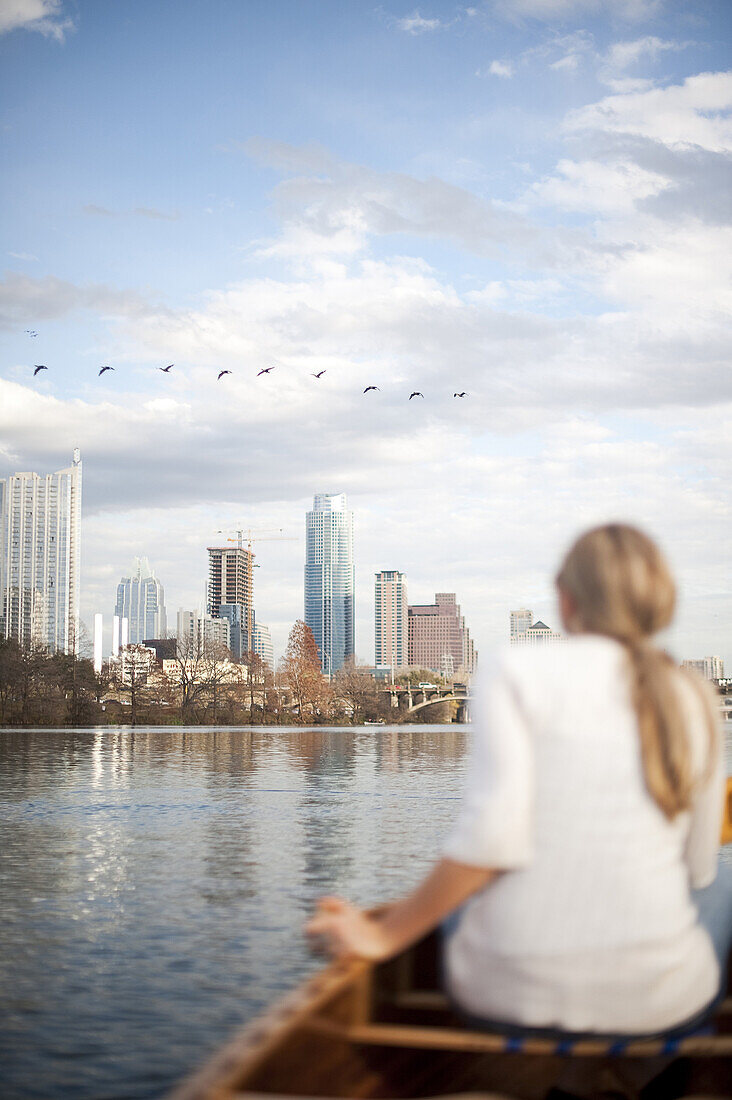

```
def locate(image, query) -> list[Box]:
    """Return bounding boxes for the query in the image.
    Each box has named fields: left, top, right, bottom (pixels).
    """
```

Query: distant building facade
left=682, top=656, right=725, bottom=681
left=510, top=608, right=533, bottom=643
left=0, top=449, right=82, bottom=653
left=115, top=557, right=167, bottom=644
left=304, top=493, right=354, bottom=676
left=207, top=544, right=253, bottom=660
left=510, top=610, right=563, bottom=646
left=252, top=622, right=274, bottom=670
left=375, top=570, right=408, bottom=675
left=176, top=608, right=231, bottom=654
left=408, top=592, right=477, bottom=677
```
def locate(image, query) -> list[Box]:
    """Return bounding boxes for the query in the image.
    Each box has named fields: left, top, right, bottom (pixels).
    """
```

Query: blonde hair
left=556, top=524, right=717, bottom=819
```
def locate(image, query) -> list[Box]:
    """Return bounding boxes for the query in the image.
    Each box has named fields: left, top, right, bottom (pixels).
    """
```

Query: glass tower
left=0, top=449, right=82, bottom=653
left=304, top=493, right=354, bottom=676
left=115, top=557, right=167, bottom=643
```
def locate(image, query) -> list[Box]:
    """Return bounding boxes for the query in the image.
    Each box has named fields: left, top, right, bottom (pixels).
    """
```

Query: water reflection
left=0, top=725, right=466, bottom=1100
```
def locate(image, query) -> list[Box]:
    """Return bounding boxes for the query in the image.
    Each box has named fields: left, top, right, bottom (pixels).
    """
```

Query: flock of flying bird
left=23, top=331, right=470, bottom=398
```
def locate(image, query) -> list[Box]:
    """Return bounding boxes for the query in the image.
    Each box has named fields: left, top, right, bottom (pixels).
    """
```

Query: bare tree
left=203, top=641, right=241, bottom=724
left=332, top=660, right=382, bottom=724
left=110, top=644, right=155, bottom=726
left=166, top=632, right=210, bottom=720
left=283, top=620, right=325, bottom=720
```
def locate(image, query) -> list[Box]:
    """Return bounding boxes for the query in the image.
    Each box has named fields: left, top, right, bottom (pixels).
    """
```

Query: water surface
left=1, top=722, right=730, bottom=1100
left=0, top=725, right=466, bottom=1100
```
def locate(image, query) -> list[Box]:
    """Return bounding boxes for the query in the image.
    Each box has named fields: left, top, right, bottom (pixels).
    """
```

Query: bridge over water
left=379, top=683, right=472, bottom=722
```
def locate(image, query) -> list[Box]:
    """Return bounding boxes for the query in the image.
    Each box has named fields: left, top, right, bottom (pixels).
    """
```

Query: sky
left=0, top=0, right=730, bottom=667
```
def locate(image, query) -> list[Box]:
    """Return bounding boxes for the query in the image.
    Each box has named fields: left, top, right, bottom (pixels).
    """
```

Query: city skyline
left=1, top=2, right=730, bottom=667
left=0, top=447, right=726, bottom=670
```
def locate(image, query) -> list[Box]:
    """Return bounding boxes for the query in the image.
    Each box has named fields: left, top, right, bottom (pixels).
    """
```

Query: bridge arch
left=407, top=693, right=472, bottom=714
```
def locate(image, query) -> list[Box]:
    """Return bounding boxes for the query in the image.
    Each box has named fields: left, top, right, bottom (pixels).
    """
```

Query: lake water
left=0, top=725, right=468, bottom=1100
left=1, top=723, right=730, bottom=1100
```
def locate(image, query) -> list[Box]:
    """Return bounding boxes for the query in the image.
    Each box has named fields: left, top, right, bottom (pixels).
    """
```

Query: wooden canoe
left=169, top=779, right=732, bottom=1100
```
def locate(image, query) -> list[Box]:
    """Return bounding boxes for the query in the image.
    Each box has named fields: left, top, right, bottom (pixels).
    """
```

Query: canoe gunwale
left=167, top=956, right=370, bottom=1100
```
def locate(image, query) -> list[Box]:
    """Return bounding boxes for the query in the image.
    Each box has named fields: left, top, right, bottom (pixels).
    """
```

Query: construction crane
left=214, top=527, right=297, bottom=655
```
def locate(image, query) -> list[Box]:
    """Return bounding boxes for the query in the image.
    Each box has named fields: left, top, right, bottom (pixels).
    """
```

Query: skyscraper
left=207, top=544, right=253, bottom=660
left=304, top=492, right=354, bottom=676
left=408, top=592, right=477, bottom=677
left=115, top=557, right=167, bottom=643
left=375, top=570, right=408, bottom=675
left=0, top=449, right=82, bottom=653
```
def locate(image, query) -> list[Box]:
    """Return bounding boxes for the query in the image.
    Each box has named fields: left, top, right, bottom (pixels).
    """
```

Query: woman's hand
left=305, top=897, right=392, bottom=961
left=305, top=860, right=496, bottom=964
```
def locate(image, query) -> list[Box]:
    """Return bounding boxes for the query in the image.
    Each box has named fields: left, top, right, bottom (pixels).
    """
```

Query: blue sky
left=1, top=0, right=731, bottom=665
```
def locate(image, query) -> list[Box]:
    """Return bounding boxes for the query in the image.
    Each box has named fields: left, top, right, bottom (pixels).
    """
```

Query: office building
left=375, top=570, right=408, bottom=675
left=682, top=656, right=725, bottom=681
left=207, top=544, right=253, bottom=659
left=304, top=493, right=354, bottom=676
left=114, top=557, right=167, bottom=644
left=177, top=608, right=231, bottom=654
left=408, top=592, right=477, bottom=678
left=0, top=449, right=82, bottom=653
left=510, top=608, right=533, bottom=643
left=511, top=612, right=563, bottom=646
left=252, top=622, right=274, bottom=670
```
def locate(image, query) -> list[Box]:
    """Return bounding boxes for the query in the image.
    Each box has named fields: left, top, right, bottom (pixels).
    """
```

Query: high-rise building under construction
left=207, top=543, right=253, bottom=659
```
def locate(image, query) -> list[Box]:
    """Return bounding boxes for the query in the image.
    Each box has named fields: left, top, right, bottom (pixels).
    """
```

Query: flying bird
left=311, top=370, right=326, bottom=379
left=99, top=365, right=114, bottom=375
left=217, top=370, right=231, bottom=380
left=363, top=385, right=379, bottom=393
left=453, top=391, right=468, bottom=398
left=409, top=391, right=424, bottom=400
left=159, top=364, right=174, bottom=372
left=25, top=330, right=38, bottom=337
left=257, top=366, right=275, bottom=376
left=33, top=365, right=47, bottom=376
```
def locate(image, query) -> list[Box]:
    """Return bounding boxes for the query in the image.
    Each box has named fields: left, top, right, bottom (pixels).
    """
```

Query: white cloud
left=488, top=0, right=663, bottom=23
left=0, top=0, right=73, bottom=40
left=550, top=52, right=581, bottom=71
left=0, top=272, right=151, bottom=329
left=487, top=59, right=514, bottom=78
left=395, top=11, right=442, bottom=34
left=530, top=157, right=671, bottom=214
left=567, top=71, right=732, bottom=152
left=605, top=35, right=680, bottom=72
left=245, top=140, right=538, bottom=260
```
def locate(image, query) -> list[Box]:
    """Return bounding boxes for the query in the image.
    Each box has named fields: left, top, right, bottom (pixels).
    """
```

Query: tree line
left=0, top=619, right=452, bottom=727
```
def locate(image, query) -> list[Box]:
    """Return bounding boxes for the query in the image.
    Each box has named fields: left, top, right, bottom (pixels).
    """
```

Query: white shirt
left=443, top=635, right=725, bottom=1034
